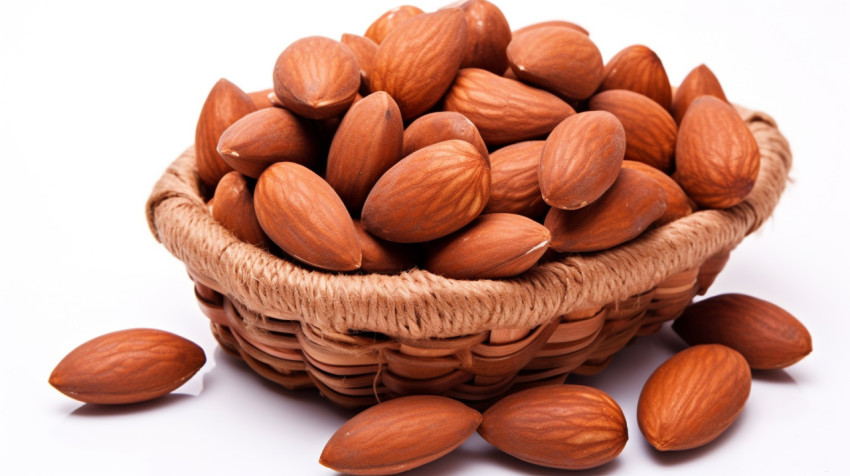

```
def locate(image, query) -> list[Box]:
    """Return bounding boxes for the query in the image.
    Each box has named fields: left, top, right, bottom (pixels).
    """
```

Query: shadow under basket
left=146, top=106, right=791, bottom=409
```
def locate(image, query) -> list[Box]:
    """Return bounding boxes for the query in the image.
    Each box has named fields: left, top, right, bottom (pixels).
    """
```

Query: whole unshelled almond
left=540, top=111, right=626, bottom=210
left=443, top=68, right=575, bottom=145
left=545, top=168, right=666, bottom=252
left=513, top=20, right=589, bottom=37
left=353, top=219, right=416, bottom=274
left=255, top=162, right=361, bottom=271
left=320, top=395, right=481, bottom=475
left=425, top=213, right=550, bottom=279
left=217, top=107, right=320, bottom=179
left=675, top=96, right=760, bottom=209
left=454, top=0, right=512, bottom=74
left=622, top=160, right=692, bottom=224
left=588, top=89, right=677, bottom=173
left=638, top=344, right=751, bottom=451
left=49, top=328, right=206, bottom=404
left=325, top=91, right=404, bottom=214
left=479, top=385, right=627, bottom=470
left=672, top=294, right=812, bottom=369
left=340, top=33, right=379, bottom=91
left=211, top=171, right=271, bottom=248
left=370, top=9, right=468, bottom=120
left=483, top=140, right=547, bottom=218
left=247, top=88, right=275, bottom=109
left=195, top=79, right=257, bottom=187
left=402, top=111, right=489, bottom=161
left=361, top=139, right=490, bottom=243
left=507, top=26, right=604, bottom=100
left=672, top=64, right=729, bottom=124
left=273, top=36, right=360, bottom=120
left=597, top=44, right=672, bottom=111
left=364, top=5, right=424, bottom=44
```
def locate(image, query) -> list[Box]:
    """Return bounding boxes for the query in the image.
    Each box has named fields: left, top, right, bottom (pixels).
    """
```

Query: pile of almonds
left=198, top=0, right=761, bottom=279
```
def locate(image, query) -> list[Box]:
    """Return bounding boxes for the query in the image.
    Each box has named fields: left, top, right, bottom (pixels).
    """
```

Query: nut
left=364, top=5, right=425, bottom=44
left=483, top=140, right=547, bottom=217
left=402, top=110, right=489, bottom=161
left=597, top=44, right=672, bottom=111
left=211, top=171, right=271, bottom=248
left=672, top=64, right=729, bottom=124
left=454, top=0, right=512, bottom=74
left=621, top=160, right=693, bottom=224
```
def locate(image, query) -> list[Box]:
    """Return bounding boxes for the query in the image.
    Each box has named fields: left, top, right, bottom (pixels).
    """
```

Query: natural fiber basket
left=146, top=105, right=791, bottom=409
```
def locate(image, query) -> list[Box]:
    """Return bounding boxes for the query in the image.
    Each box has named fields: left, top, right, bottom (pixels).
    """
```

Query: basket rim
left=146, top=105, right=792, bottom=339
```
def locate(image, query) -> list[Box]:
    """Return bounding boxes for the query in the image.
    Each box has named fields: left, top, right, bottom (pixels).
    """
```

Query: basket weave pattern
left=147, top=106, right=791, bottom=408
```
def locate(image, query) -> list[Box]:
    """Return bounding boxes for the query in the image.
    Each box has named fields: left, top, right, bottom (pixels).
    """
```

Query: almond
left=364, top=5, right=425, bottom=44
left=402, top=111, right=489, bottom=161
left=340, top=33, right=379, bottom=91
left=672, top=294, right=813, bottom=369
left=539, top=111, right=626, bottom=210
left=483, top=140, right=547, bottom=217
left=638, top=344, right=751, bottom=451
left=247, top=88, right=275, bottom=109
left=320, top=395, right=481, bottom=475
left=211, top=171, right=271, bottom=248
left=195, top=79, right=257, bottom=188
left=49, top=328, right=206, bottom=404
left=353, top=219, right=416, bottom=274
left=273, top=36, right=360, bottom=120
left=507, top=26, right=604, bottom=100
left=361, top=139, right=490, bottom=243
left=479, top=385, right=627, bottom=470
left=424, top=213, right=550, bottom=279
left=622, top=160, right=692, bottom=224
left=675, top=96, right=760, bottom=209
left=254, top=162, right=361, bottom=271
left=513, top=20, right=589, bottom=37
left=672, top=64, right=729, bottom=124
left=325, top=91, right=404, bottom=214
left=588, top=89, right=677, bottom=173
left=370, top=9, right=468, bottom=120
left=545, top=167, right=666, bottom=252
left=443, top=68, right=575, bottom=145
left=216, top=107, right=320, bottom=179
left=454, top=0, right=512, bottom=74
left=597, top=44, right=672, bottom=111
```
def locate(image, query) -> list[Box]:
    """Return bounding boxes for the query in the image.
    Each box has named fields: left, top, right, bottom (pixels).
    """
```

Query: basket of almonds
left=144, top=1, right=795, bottom=464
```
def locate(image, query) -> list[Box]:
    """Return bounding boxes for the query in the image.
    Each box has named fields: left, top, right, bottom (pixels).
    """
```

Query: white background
left=1, top=0, right=848, bottom=474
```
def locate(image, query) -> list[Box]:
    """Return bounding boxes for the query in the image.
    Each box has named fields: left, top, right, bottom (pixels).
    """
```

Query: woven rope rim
left=146, top=105, right=791, bottom=339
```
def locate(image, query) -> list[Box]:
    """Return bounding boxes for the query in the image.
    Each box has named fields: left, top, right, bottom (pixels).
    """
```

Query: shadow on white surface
left=68, top=393, right=197, bottom=418
left=751, top=368, right=797, bottom=385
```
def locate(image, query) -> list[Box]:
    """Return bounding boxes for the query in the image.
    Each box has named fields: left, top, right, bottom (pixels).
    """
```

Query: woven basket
left=146, top=105, right=791, bottom=409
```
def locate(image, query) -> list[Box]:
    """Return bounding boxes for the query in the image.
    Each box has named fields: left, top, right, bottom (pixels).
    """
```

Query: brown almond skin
left=507, top=26, right=604, bottom=101
left=540, top=111, right=626, bottom=210
left=480, top=385, right=628, bottom=470
left=638, top=344, right=751, bottom=451
left=217, top=107, right=321, bottom=179
left=513, top=20, right=589, bottom=37
left=211, top=171, right=271, bottom=248
left=673, top=294, right=813, bottom=369
left=672, top=64, right=729, bottom=124
left=195, top=79, right=257, bottom=188
left=425, top=213, right=550, bottom=279
left=370, top=9, right=468, bottom=120
left=361, top=139, right=490, bottom=243
left=402, top=111, right=489, bottom=162
left=320, top=395, right=482, bottom=475
left=364, top=5, right=425, bottom=44
left=588, top=89, right=678, bottom=173
left=443, top=68, right=576, bottom=145
left=483, top=140, right=547, bottom=217
left=622, top=160, right=692, bottom=224
left=255, top=162, right=361, bottom=271
left=455, top=0, right=512, bottom=74
left=598, top=44, right=672, bottom=111
left=325, top=91, right=404, bottom=215
left=273, top=36, right=360, bottom=120
left=247, top=88, right=275, bottom=109
left=49, top=329, right=206, bottom=405
left=353, top=220, right=416, bottom=274
left=545, top=168, right=667, bottom=252
left=341, top=33, right=379, bottom=92
left=675, top=96, right=760, bottom=209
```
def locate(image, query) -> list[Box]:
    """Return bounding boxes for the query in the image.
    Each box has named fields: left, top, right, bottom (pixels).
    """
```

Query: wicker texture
left=147, top=106, right=791, bottom=408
